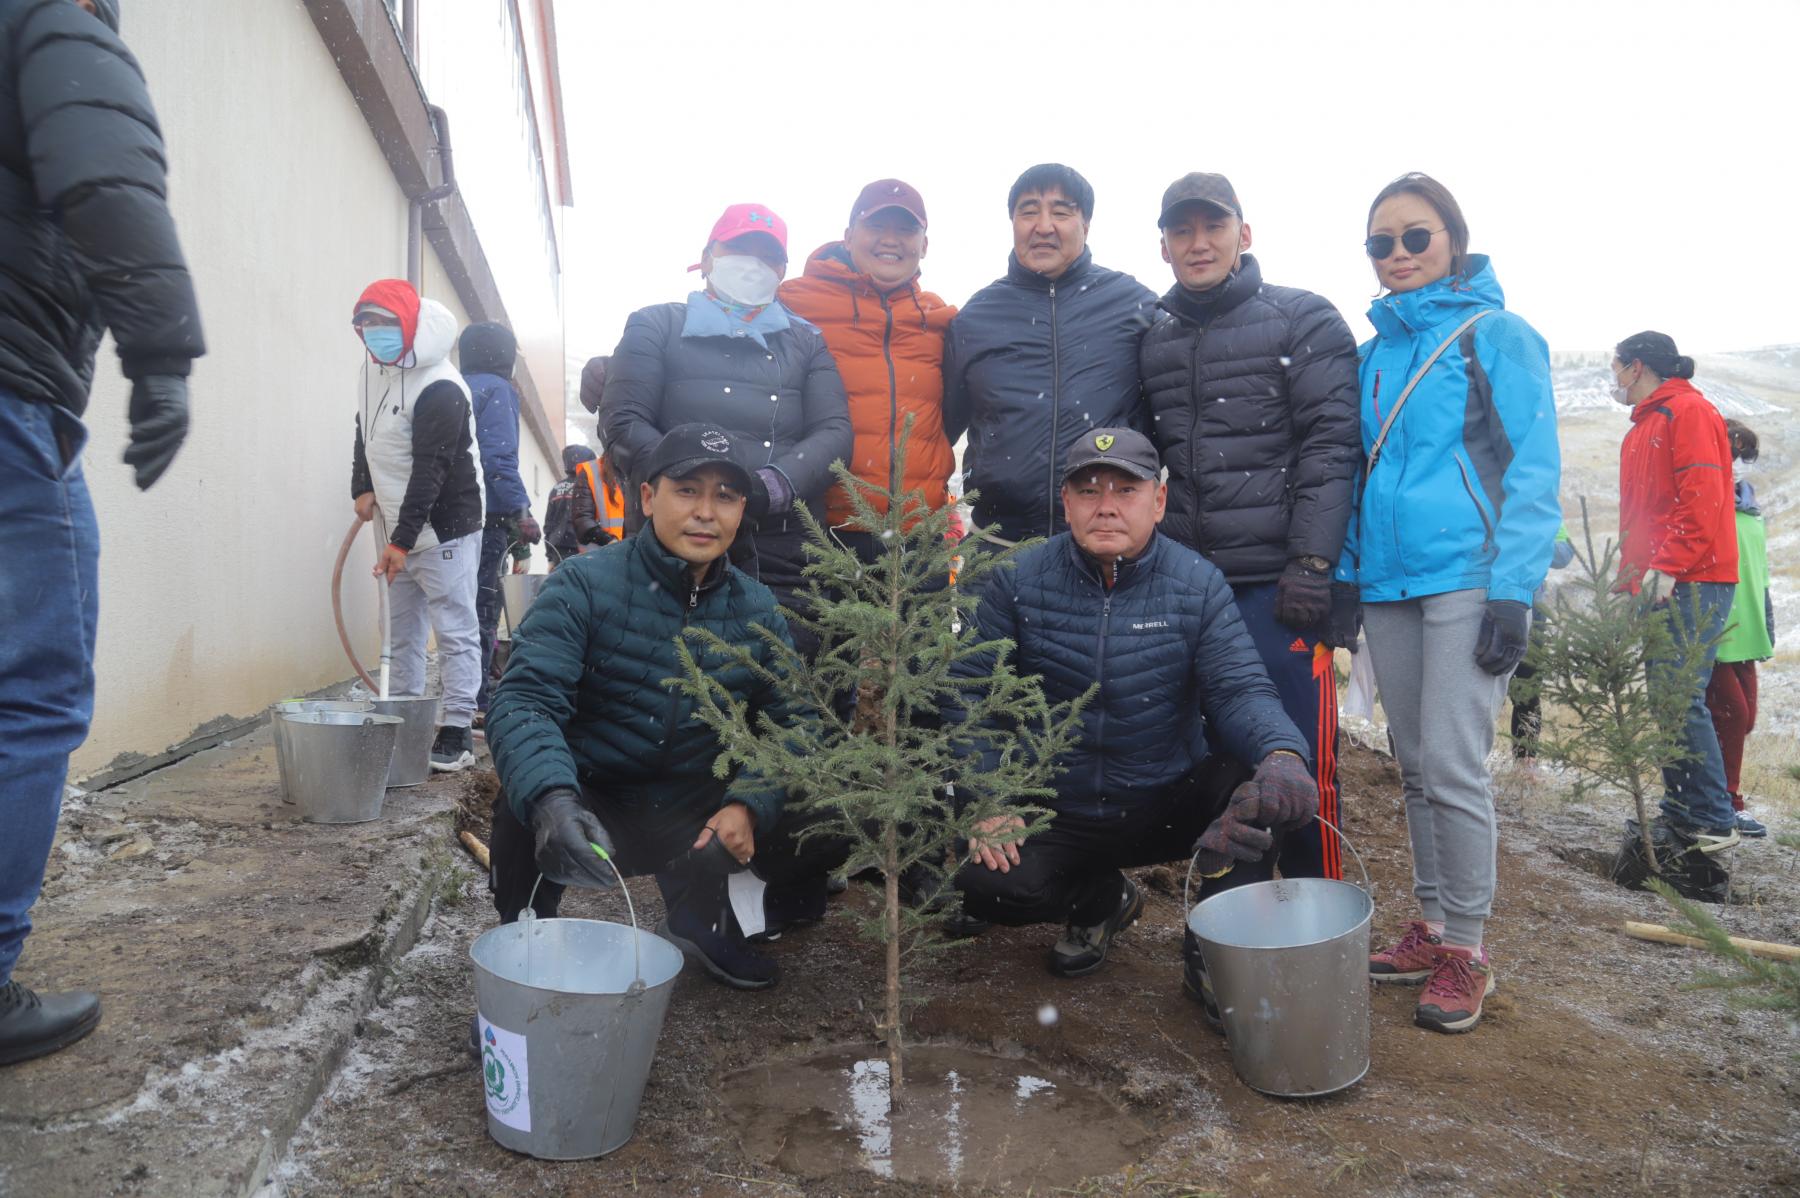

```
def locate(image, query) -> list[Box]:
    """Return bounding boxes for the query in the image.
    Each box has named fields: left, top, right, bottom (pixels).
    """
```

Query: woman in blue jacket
left=1339, top=174, right=1561, bottom=1034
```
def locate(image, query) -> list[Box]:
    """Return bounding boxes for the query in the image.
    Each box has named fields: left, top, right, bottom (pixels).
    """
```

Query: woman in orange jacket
left=778, top=180, right=957, bottom=558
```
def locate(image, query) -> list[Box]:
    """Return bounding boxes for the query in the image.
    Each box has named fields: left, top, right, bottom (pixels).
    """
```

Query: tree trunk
left=883, top=821, right=904, bottom=1106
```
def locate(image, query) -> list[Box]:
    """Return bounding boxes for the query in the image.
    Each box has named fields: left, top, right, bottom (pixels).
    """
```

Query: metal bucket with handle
left=469, top=857, right=683, bottom=1159
left=1185, top=816, right=1373, bottom=1097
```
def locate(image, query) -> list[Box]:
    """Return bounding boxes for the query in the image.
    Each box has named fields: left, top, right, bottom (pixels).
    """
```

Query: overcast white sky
left=555, top=0, right=1798, bottom=367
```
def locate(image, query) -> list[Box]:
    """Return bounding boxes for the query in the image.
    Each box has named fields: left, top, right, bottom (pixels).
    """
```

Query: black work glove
left=1192, top=783, right=1274, bottom=878
left=123, top=374, right=190, bottom=490
left=1273, top=558, right=1332, bottom=631
left=661, top=833, right=744, bottom=879
left=1474, top=599, right=1531, bottom=676
left=1322, top=582, right=1362, bottom=650
left=1252, top=751, right=1318, bottom=830
left=528, top=787, right=618, bottom=888
left=514, top=512, right=543, bottom=545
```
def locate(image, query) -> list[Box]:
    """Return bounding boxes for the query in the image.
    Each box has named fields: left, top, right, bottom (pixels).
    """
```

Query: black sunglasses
left=1364, top=227, right=1443, bottom=259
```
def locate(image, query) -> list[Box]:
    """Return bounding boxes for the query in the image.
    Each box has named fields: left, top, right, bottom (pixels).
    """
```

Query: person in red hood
left=350, top=279, right=486, bottom=772
left=1613, top=329, right=1740, bottom=852
left=778, top=180, right=957, bottom=559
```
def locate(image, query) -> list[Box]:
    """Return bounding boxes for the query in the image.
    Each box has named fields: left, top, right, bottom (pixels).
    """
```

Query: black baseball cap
left=1158, top=172, right=1242, bottom=226
left=643, top=423, right=753, bottom=491
left=1061, top=427, right=1161, bottom=483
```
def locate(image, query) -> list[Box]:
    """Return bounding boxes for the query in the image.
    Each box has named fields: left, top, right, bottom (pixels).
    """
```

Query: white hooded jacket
left=355, top=298, right=484, bottom=552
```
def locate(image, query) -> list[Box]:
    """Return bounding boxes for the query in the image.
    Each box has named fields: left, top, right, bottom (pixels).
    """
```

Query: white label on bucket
left=478, top=1016, right=531, bottom=1132
left=729, top=870, right=768, bottom=938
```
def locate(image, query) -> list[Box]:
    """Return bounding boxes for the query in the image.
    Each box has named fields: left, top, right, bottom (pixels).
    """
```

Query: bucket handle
left=522, top=846, right=646, bottom=995
left=1183, top=814, right=1373, bottom=914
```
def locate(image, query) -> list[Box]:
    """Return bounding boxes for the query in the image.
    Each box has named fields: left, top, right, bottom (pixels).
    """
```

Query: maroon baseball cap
left=689, top=203, right=788, bottom=271
left=848, top=179, right=927, bottom=230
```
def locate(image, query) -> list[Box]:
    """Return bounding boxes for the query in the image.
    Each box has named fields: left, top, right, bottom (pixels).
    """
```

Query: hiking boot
left=429, top=725, right=475, bottom=772
left=1369, top=920, right=1442, bottom=983
left=1735, top=811, right=1768, bottom=839
left=0, top=980, right=102, bottom=1066
left=1415, top=945, right=1495, bottom=1034
left=825, top=874, right=849, bottom=895
left=1049, top=877, right=1143, bottom=978
left=656, top=908, right=778, bottom=991
left=1180, top=929, right=1224, bottom=1033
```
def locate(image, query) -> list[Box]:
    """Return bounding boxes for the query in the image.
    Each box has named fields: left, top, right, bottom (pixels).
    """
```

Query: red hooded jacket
left=1618, top=377, right=1737, bottom=590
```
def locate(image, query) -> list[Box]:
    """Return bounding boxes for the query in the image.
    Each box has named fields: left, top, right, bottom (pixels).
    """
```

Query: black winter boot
left=0, top=980, right=101, bottom=1066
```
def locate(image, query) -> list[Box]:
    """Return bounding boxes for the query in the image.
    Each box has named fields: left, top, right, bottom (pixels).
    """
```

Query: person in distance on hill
left=1704, top=419, right=1774, bottom=839
left=1613, top=330, right=1740, bottom=853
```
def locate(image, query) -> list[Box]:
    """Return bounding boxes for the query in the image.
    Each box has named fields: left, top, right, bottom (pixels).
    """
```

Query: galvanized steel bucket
left=500, top=573, right=546, bottom=632
left=470, top=905, right=683, bottom=1159
left=279, top=710, right=402, bottom=824
left=369, top=695, right=439, bottom=788
left=269, top=699, right=373, bottom=803
left=1186, top=818, right=1373, bottom=1097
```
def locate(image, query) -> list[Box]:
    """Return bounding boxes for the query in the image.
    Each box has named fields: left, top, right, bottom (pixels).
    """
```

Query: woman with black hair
left=1705, top=419, right=1773, bottom=838
left=1339, top=173, right=1563, bottom=1035
left=1613, top=330, right=1741, bottom=853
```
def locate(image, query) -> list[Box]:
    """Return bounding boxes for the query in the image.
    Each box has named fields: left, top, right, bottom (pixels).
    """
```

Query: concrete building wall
left=70, top=0, right=557, bottom=776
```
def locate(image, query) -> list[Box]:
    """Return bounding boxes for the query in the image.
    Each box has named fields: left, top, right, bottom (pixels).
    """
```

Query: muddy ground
left=263, top=745, right=1799, bottom=1197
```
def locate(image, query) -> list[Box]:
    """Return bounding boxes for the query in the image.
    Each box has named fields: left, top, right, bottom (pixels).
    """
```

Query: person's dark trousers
left=1509, top=657, right=1542, bottom=759
left=488, top=785, right=849, bottom=926
left=474, top=515, right=512, bottom=713
left=1230, top=581, right=1341, bottom=879
left=954, top=755, right=1271, bottom=929
left=1705, top=658, right=1758, bottom=811
left=1653, top=582, right=1736, bottom=832
left=0, top=391, right=100, bottom=987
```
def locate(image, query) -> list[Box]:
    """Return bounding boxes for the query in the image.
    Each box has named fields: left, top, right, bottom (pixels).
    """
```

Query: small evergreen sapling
left=673, top=423, right=1090, bottom=1104
left=1524, top=500, right=1718, bottom=874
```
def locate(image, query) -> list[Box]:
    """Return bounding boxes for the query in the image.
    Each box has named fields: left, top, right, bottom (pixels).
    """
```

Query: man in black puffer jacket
left=947, top=429, right=1315, bottom=984
left=599, top=204, right=851, bottom=637
left=0, top=0, right=204, bottom=1067
left=488, top=425, right=844, bottom=991
left=1139, top=173, right=1360, bottom=882
left=944, top=164, right=1156, bottom=545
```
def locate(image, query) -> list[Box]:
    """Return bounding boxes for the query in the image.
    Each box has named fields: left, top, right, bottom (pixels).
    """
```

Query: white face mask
left=1610, top=381, right=1631, bottom=406
left=707, top=255, right=780, bottom=307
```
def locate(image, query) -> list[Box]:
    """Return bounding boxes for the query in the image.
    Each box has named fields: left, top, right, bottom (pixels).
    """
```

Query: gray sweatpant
left=1363, top=588, right=1518, bottom=947
left=388, top=531, right=481, bottom=727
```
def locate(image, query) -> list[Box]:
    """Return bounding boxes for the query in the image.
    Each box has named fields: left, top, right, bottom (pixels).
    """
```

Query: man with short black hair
left=944, top=164, right=1156, bottom=546
left=487, top=424, right=840, bottom=990
left=1139, top=172, right=1361, bottom=882
left=948, top=428, right=1315, bottom=983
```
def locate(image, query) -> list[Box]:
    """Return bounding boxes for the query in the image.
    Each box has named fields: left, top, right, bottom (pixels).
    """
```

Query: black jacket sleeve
left=770, top=330, right=852, bottom=499
left=1281, top=294, right=1361, bottom=565
left=389, top=382, right=469, bottom=551
left=351, top=413, right=373, bottom=499
left=18, top=1, right=205, bottom=380
left=598, top=307, right=676, bottom=488
left=941, top=317, right=970, bottom=446
left=570, top=471, right=603, bottom=545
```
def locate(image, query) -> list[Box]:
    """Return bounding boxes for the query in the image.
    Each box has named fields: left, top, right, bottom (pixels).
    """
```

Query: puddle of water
left=724, top=1044, right=1153, bottom=1191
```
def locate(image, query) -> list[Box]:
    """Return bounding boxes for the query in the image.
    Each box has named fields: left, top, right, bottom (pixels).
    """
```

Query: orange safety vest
left=575, top=458, right=627, bottom=539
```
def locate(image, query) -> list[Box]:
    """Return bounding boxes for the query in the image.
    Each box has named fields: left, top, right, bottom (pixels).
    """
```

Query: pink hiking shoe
left=1369, top=920, right=1441, bottom=983
left=1415, top=945, right=1495, bottom=1034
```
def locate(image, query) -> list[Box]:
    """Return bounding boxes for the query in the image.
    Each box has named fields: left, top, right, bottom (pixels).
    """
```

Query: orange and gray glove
left=1193, top=785, right=1273, bottom=878
left=1251, top=750, right=1318, bottom=830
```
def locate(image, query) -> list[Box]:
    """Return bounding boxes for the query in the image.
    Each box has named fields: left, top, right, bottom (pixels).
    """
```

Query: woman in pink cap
left=598, top=203, right=852, bottom=646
